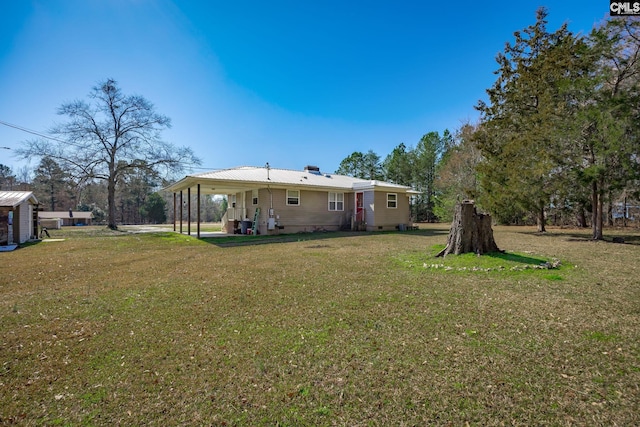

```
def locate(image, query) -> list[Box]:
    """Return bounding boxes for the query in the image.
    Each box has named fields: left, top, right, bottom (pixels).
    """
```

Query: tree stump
left=436, top=200, right=501, bottom=257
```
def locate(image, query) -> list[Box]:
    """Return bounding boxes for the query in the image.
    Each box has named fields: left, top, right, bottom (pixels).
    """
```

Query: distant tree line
left=336, top=10, right=640, bottom=239
left=0, top=157, right=226, bottom=225
left=336, top=131, right=454, bottom=222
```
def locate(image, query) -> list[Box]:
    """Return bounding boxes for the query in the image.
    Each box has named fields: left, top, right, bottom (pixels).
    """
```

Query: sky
left=0, top=1, right=609, bottom=178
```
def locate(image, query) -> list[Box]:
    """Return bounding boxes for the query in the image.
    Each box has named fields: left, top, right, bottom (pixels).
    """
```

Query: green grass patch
left=585, top=331, right=618, bottom=342
left=397, top=245, right=568, bottom=277
left=201, top=230, right=375, bottom=247
left=150, top=231, right=203, bottom=244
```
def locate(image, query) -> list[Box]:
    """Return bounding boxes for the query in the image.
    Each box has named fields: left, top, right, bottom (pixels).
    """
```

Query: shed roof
left=166, top=166, right=417, bottom=195
left=0, top=191, right=39, bottom=208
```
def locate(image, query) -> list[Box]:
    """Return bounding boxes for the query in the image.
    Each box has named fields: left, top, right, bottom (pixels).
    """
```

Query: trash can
left=241, top=220, right=252, bottom=234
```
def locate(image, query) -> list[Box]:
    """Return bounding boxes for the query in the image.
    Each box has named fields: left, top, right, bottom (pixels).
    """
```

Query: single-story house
left=0, top=191, right=39, bottom=245
left=38, top=210, right=94, bottom=227
left=612, top=202, right=639, bottom=221
left=166, top=165, right=419, bottom=237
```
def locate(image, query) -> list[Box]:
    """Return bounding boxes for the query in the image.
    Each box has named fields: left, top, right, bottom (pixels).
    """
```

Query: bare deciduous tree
left=18, top=79, right=200, bottom=229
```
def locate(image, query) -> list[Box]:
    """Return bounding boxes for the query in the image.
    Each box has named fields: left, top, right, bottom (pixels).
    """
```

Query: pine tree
left=570, top=17, right=640, bottom=239
left=475, top=7, right=586, bottom=232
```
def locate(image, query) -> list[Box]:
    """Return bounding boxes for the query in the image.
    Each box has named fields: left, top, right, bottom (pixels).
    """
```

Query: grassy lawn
left=1, top=224, right=639, bottom=426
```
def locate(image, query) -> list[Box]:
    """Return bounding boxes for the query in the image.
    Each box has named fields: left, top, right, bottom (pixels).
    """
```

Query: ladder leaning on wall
left=251, top=207, right=260, bottom=235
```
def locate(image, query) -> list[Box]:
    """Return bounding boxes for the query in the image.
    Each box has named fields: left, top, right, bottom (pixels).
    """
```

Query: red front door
left=356, top=192, right=364, bottom=223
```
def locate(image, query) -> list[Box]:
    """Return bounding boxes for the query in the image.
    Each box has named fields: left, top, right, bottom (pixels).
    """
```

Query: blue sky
left=0, top=1, right=608, bottom=177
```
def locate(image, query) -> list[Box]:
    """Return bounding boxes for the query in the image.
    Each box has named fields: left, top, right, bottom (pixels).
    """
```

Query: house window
left=387, top=193, right=397, bottom=208
left=252, top=189, right=258, bottom=205
left=287, top=190, right=300, bottom=206
left=328, top=192, right=344, bottom=211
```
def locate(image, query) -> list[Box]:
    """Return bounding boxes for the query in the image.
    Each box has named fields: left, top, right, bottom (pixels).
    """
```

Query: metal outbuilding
left=0, top=191, right=39, bottom=245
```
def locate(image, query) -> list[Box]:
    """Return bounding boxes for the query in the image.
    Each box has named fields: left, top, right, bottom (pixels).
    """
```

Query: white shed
left=0, top=191, right=39, bottom=245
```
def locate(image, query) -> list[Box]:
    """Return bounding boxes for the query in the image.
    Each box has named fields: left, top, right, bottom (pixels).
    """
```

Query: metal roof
left=166, top=166, right=417, bottom=195
left=0, top=191, right=39, bottom=208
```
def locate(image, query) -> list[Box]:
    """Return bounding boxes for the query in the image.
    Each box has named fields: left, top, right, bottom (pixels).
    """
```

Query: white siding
left=15, top=203, right=34, bottom=243
left=366, top=191, right=410, bottom=231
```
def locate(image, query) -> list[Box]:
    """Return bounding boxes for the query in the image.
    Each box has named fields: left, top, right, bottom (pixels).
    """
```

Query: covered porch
left=169, top=182, right=257, bottom=239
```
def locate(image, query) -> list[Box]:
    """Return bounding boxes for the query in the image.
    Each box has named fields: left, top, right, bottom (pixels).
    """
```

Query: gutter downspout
left=266, top=162, right=275, bottom=231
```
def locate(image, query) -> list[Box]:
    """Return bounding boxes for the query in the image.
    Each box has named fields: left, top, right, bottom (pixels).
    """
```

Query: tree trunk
left=536, top=202, right=546, bottom=233
left=436, top=200, right=501, bottom=257
left=107, top=175, right=117, bottom=230
left=596, top=179, right=604, bottom=239
left=607, top=190, right=613, bottom=226
left=576, top=204, right=587, bottom=228
left=592, top=179, right=603, bottom=240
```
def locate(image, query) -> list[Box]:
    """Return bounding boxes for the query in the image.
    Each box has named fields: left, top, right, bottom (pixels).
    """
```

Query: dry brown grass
left=1, top=225, right=638, bottom=426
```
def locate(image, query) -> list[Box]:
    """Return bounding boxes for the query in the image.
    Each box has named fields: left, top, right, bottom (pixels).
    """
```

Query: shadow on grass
left=201, top=228, right=448, bottom=248
left=485, top=251, right=548, bottom=265
left=514, top=228, right=640, bottom=246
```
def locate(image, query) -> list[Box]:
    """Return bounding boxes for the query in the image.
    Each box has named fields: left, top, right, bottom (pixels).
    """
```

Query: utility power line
left=0, top=119, right=217, bottom=171
left=0, top=119, right=73, bottom=145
